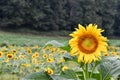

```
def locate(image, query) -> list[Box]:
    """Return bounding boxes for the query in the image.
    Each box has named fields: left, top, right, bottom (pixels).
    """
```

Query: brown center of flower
left=7, top=54, right=13, bottom=59
left=78, top=34, right=98, bottom=54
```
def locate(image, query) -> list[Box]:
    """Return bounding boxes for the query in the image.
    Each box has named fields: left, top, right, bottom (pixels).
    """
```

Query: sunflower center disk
left=83, top=39, right=92, bottom=47
left=78, top=35, right=98, bottom=54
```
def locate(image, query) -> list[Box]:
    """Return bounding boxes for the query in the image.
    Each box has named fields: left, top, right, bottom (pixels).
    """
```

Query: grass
left=0, top=31, right=120, bottom=46
left=109, top=39, right=120, bottom=47
left=0, top=31, right=70, bottom=46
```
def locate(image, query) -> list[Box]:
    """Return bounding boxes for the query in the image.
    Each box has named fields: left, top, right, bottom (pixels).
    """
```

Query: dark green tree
left=0, top=0, right=119, bottom=37
left=113, top=0, right=120, bottom=36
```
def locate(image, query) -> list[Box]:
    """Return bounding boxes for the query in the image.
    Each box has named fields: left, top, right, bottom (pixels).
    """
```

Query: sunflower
left=62, top=66, right=68, bottom=71
left=43, top=53, right=48, bottom=58
left=21, top=63, right=31, bottom=67
left=34, top=52, right=39, bottom=57
left=12, top=50, right=17, bottom=54
left=47, top=58, right=54, bottom=63
left=6, top=54, right=14, bottom=59
left=32, top=54, right=37, bottom=59
left=49, top=53, right=53, bottom=57
left=19, top=55, right=26, bottom=59
left=69, top=24, right=108, bottom=63
left=45, top=68, right=53, bottom=75
left=32, top=59, right=38, bottom=64
left=26, top=48, right=32, bottom=54
left=0, top=51, right=3, bottom=58
left=58, top=59, right=65, bottom=64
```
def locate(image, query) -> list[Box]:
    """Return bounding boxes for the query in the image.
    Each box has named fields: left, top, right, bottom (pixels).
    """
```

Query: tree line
left=0, top=0, right=120, bottom=37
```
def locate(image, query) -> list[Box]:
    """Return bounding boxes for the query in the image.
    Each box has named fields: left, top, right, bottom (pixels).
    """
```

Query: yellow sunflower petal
left=78, top=53, right=83, bottom=62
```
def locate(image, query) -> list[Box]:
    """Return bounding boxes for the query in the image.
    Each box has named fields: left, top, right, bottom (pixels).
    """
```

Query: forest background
left=0, top=0, right=120, bottom=38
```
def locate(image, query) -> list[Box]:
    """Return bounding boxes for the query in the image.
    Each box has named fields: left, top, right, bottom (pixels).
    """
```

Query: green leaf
left=87, top=78, right=97, bottom=80
left=23, top=72, right=52, bottom=80
left=64, top=61, right=79, bottom=70
left=0, top=74, right=19, bottom=80
left=63, top=53, right=74, bottom=60
left=60, top=45, right=71, bottom=52
left=63, top=53, right=78, bottom=63
left=45, top=40, right=64, bottom=47
left=60, top=69, right=77, bottom=79
left=92, top=72, right=101, bottom=80
left=103, top=56, right=120, bottom=77
left=99, top=56, right=120, bottom=79
left=51, top=75, right=71, bottom=80
left=51, top=69, right=77, bottom=80
left=99, top=61, right=112, bottom=80
left=76, top=71, right=84, bottom=80
left=110, top=59, right=120, bottom=77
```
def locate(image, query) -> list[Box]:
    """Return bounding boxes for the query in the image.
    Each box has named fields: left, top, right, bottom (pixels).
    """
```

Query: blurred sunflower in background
left=6, top=53, right=14, bottom=59
left=69, top=24, right=108, bottom=63
left=0, top=51, right=3, bottom=58
left=62, top=66, right=68, bottom=71
left=45, top=68, right=54, bottom=75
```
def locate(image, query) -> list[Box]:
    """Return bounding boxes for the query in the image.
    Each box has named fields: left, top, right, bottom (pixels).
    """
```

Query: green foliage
left=23, top=72, right=53, bottom=80
left=98, top=57, right=120, bottom=79
left=0, top=0, right=119, bottom=37
left=60, top=45, right=71, bottom=52
left=0, top=32, right=69, bottom=46
left=0, top=74, right=19, bottom=80
left=23, top=70, right=77, bottom=80
left=45, top=40, right=65, bottom=47
left=51, top=70, right=77, bottom=80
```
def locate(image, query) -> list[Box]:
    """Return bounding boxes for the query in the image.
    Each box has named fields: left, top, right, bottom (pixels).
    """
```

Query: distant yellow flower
left=32, top=54, right=37, bottom=59
left=45, top=68, right=53, bottom=75
left=0, top=51, right=3, bottom=58
left=43, top=54, right=48, bottom=58
left=27, top=48, right=32, bottom=54
left=111, top=51, right=118, bottom=55
left=60, top=50, right=66, bottom=54
left=4, top=59, right=9, bottom=62
left=34, top=45, right=39, bottom=49
left=51, top=47, right=57, bottom=52
left=19, top=55, right=26, bottom=59
left=32, top=59, right=38, bottom=64
left=50, top=48, right=56, bottom=53
left=12, top=50, right=17, bottom=54
left=62, top=66, right=68, bottom=71
left=58, top=59, right=65, bottom=64
left=7, top=54, right=14, bottom=59
left=34, top=52, right=39, bottom=57
left=14, top=57, right=19, bottom=60
left=69, top=24, right=108, bottom=63
left=21, top=64, right=31, bottom=67
left=37, top=60, right=41, bottom=64
left=47, top=58, right=54, bottom=63
left=104, top=52, right=109, bottom=56
left=49, top=53, right=53, bottom=57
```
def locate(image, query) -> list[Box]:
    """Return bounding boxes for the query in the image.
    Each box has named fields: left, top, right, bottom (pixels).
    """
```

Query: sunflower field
left=0, top=24, right=120, bottom=80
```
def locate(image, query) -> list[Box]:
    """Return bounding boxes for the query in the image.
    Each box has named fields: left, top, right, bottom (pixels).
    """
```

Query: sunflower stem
left=82, top=68, right=86, bottom=80
left=82, top=64, right=89, bottom=80
left=85, top=64, right=89, bottom=79
left=90, top=64, right=96, bottom=78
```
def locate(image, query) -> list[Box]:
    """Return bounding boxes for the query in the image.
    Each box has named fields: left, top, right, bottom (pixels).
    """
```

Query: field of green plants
left=0, top=31, right=120, bottom=80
